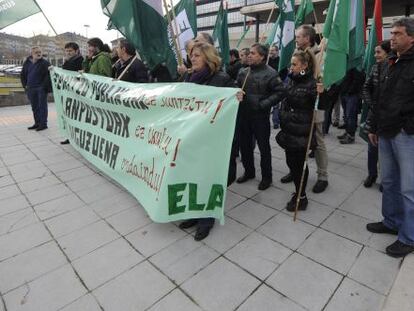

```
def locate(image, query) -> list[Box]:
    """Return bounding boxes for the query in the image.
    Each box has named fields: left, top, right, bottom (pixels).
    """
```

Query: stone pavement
left=0, top=103, right=408, bottom=311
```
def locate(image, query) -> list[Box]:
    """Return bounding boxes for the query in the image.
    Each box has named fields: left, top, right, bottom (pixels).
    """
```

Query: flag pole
left=313, top=10, right=322, bottom=42
left=259, top=3, right=276, bottom=43
left=169, top=0, right=184, bottom=63
left=34, top=0, right=58, bottom=36
left=116, top=53, right=138, bottom=81
left=162, top=0, right=183, bottom=66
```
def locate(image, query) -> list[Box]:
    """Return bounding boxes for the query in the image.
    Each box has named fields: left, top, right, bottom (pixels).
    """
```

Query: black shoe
left=386, top=240, right=414, bottom=258
left=366, top=222, right=398, bottom=235
left=179, top=219, right=198, bottom=230
left=280, top=173, right=293, bottom=184
left=379, top=184, right=383, bottom=192
left=340, top=134, right=355, bottom=144
left=258, top=179, right=272, bottom=190
left=273, top=124, right=279, bottom=129
left=194, top=226, right=212, bottom=241
left=363, top=175, right=377, bottom=188
left=337, top=132, right=347, bottom=140
left=27, top=124, right=38, bottom=130
left=332, top=121, right=339, bottom=127
left=312, top=180, right=328, bottom=193
left=236, top=174, right=255, bottom=183
left=60, top=139, right=70, bottom=145
left=308, top=150, right=315, bottom=158
left=286, top=194, right=308, bottom=212
left=338, top=124, right=346, bottom=129
left=36, top=125, right=48, bottom=131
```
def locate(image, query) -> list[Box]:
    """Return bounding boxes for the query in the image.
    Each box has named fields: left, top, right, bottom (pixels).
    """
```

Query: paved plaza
left=0, top=103, right=412, bottom=311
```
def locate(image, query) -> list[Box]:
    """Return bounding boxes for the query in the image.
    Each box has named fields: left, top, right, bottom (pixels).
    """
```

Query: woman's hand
left=236, top=90, right=244, bottom=102
left=177, top=64, right=188, bottom=75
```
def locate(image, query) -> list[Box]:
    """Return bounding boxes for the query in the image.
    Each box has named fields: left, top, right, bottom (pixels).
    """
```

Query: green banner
left=50, top=67, right=239, bottom=224
left=0, top=0, right=41, bottom=30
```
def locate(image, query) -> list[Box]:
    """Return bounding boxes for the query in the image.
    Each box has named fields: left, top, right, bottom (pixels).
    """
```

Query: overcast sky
left=3, top=0, right=158, bottom=44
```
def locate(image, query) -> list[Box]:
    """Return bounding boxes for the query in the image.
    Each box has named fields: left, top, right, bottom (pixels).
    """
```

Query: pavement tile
left=228, top=179, right=260, bottom=198
left=44, top=207, right=100, bottom=238
left=252, top=186, right=298, bottom=211
left=106, top=206, right=152, bottom=236
left=72, top=238, right=144, bottom=290
left=77, top=182, right=122, bottom=204
left=148, top=289, right=202, bottom=311
left=182, top=257, right=260, bottom=311
left=298, top=228, right=362, bottom=274
left=0, top=208, right=39, bottom=236
left=224, top=190, right=247, bottom=211
left=93, top=261, right=175, bottom=311
left=339, top=185, right=382, bottom=221
left=0, top=174, right=14, bottom=188
left=125, top=222, right=187, bottom=257
left=258, top=213, right=315, bottom=250
left=60, top=294, right=102, bottom=311
left=0, top=184, right=21, bottom=201
left=18, top=175, right=61, bottom=194
left=202, top=217, right=252, bottom=253
left=11, top=166, right=51, bottom=183
left=3, top=265, right=86, bottom=311
left=47, top=158, right=86, bottom=173
left=33, top=193, right=85, bottom=220
left=150, top=236, right=219, bottom=285
left=322, top=210, right=373, bottom=245
left=225, top=231, right=292, bottom=280
left=325, top=278, right=385, bottom=311
left=25, top=183, right=73, bottom=206
left=281, top=200, right=335, bottom=227
left=348, top=247, right=401, bottom=295
left=65, top=174, right=109, bottom=192
left=267, top=253, right=342, bottom=311
left=0, top=241, right=67, bottom=293
left=238, top=284, right=306, bottom=311
left=57, top=220, right=120, bottom=261
left=54, top=166, right=96, bottom=183
left=0, top=195, right=30, bottom=217
left=0, top=223, right=51, bottom=261
left=226, top=199, right=277, bottom=229
left=366, top=233, right=397, bottom=253
left=88, top=191, right=139, bottom=218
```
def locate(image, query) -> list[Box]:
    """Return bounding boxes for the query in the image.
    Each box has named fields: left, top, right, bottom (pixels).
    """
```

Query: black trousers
left=239, top=115, right=272, bottom=181
left=285, top=149, right=309, bottom=197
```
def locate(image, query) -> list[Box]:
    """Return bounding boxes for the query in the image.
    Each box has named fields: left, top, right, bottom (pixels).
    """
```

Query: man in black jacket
left=21, top=46, right=51, bottom=131
left=113, top=39, right=149, bottom=83
left=366, top=18, right=414, bottom=258
left=226, top=49, right=242, bottom=81
left=236, top=43, right=286, bottom=190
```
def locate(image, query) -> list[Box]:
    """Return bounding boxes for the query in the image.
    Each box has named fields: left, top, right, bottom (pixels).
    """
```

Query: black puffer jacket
left=366, top=45, right=414, bottom=137
left=62, top=54, right=83, bottom=71
left=276, top=72, right=317, bottom=150
left=226, top=59, right=242, bottom=81
left=114, top=57, right=149, bottom=83
left=237, top=63, right=286, bottom=118
left=340, top=68, right=366, bottom=95
left=184, top=70, right=236, bottom=88
left=362, top=61, right=387, bottom=133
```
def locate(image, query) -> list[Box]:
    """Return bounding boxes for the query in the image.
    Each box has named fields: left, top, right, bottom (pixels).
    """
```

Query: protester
left=21, top=46, right=51, bottom=131
left=366, top=17, right=414, bottom=258
left=82, top=37, right=112, bottom=77
left=226, top=49, right=242, bottom=80
left=361, top=40, right=391, bottom=188
left=337, top=68, right=365, bottom=144
left=178, top=42, right=242, bottom=241
left=276, top=49, right=317, bottom=211
left=236, top=43, right=286, bottom=190
left=239, top=47, right=249, bottom=67
left=113, top=39, right=149, bottom=83
left=60, top=42, right=84, bottom=144
left=282, top=25, right=329, bottom=194
left=268, top=44, right=281, bottom=129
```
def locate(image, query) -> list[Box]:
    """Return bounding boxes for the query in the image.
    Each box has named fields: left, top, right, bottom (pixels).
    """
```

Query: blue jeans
left=368, top=141, right=378, bottom=177
left=379, top=131, right=414, bottom=245
left=341, top=94, right=359, bottom=136
left=27, top=87, right=48, bottom=126
left=272, top=105, right=280, bottom=128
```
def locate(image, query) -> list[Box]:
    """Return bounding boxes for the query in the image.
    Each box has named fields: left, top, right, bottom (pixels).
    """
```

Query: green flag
left=277, top=0, right=296, bottom=71
left=295, top=0, right=314, bottom=27
left=348, top=0, right=365, bottom=70
left=236, top=25, right=251, bottom=49
left=0, top=0, right=41, bottom=30
left=212, top=1, right=230, bottom=66
left=171, top=0, right=197, bottom=61
left=363, top=0, right=382, bottom=74
left=101, top=0, right=178, bottom=78
left=322, top=0, right=351, bottom=87
left=265, top=16, right=281, bottom=47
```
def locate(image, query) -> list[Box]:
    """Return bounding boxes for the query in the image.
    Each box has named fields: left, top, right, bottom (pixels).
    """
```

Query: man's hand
left=368, top=133, right=378, bottom=146
left=316, top=83, right=324, bottom=94
left=236, top=90, right=244, bottom=102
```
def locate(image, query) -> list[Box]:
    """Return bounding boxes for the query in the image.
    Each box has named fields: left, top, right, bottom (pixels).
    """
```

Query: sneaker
left=363, top=175, right=377, bottom=188
left=236, top=174, right=255, bottom=183
left=366, top=222, right=398, bottom=235
left=27, top=124, right=38, bottom=130
left=337, top=132, right=347, bottom=140
left=280, top=173, right=293, bottom=184
left=286, top=194, right=308, bottom=212
left=312, top=180, right=328, bottom=193
left=386, top=240, right=414, bottom=258
left=340, top=134, right=355, bottom=144
left=258, top=179, right=272, bottom=190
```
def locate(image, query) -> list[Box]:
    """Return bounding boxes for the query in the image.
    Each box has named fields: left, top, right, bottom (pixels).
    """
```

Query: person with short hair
left=366, top=17, right=414, bottom=258
left=236, top=43, right=286, bottom=190
left=83, top=37, right=112, bottom=77
left=113, top=39, right=149, bottom=83
left=239, top=48, right=250, bottom=67
left=21, top=46, right=51, bottom=131
left=226, top=48, right=242, bottom=80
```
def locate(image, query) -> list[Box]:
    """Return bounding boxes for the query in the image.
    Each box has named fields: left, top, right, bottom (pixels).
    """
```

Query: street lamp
left=84, top=24, right=90, bottom=38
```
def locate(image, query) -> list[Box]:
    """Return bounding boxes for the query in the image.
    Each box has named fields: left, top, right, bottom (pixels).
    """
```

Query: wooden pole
left=116, top=54, right=138, bottom=81
left=313, top=10, right=323, bottom=42
left=162, top=0, right=183, bottom=66
left=169, top=0, right=183, bottom=61
left=259, top=3, right=276, bottom=43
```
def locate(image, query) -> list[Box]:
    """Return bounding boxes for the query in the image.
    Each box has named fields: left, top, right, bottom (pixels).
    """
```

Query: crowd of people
left=19, top=17, right=414, bottom=257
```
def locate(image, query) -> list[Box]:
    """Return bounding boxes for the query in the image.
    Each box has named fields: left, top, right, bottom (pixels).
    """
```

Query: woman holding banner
left=276, top=49, right=317, bottom=212
left=179, top=42, right=241, bottom=241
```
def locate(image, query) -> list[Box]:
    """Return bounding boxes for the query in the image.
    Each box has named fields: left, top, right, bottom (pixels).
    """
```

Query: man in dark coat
left=21, top=46, right=51, bottom=131
left=113, top=39, right=149, bottom=83
left=236, top=43, right=286, bottom=190
left=366, top=18, right=414, bottom=258
left=226, top=49, right=242, bottom=80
